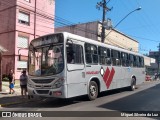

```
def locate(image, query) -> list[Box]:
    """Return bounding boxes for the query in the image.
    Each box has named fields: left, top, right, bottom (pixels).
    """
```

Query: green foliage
left=2, top=77, right=9, bottom=81
left=2, top=74, right=9, bottom=81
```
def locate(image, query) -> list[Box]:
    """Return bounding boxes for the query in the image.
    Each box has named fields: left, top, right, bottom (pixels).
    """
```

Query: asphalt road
left=1, top=81, right=160, bottom=120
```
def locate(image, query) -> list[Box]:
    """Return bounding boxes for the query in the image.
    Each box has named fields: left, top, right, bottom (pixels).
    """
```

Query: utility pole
left=96, top=0, right=112, bottom=43
left=157, top=43, right=160, bottom=73
left=34, top=0, right=37, bottom=39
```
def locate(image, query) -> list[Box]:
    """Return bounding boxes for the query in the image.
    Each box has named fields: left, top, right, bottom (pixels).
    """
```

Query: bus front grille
left=36, top=90, right=49, bottom=94
left=35, top=85, right=52, bottom=89
left=32, top=78, right=55, bottom=84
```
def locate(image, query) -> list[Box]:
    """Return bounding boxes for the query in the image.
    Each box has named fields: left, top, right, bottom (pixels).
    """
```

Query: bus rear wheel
left=130, top=78, right=136, bottom=91
left=88, top=81, right=98, bottom=100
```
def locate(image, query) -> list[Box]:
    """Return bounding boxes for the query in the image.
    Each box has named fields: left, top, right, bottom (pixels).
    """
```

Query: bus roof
left=32, top=32, right=143, bottom=57
left=62, top=32, right=143, bottom=57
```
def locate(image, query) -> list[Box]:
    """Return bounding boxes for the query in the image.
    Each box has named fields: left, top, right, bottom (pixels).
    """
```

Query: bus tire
left=130, top=78, right=136, bottom=91
left=88, top=81, right=98, bottom=100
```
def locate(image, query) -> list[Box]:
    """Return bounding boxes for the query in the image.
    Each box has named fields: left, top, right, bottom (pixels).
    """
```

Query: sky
left=55, top=0, right=160, bottom=55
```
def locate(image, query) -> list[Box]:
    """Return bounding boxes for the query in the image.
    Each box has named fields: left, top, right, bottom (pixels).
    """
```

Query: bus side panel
left=121, top=67, right=145, bottom=87
left=67, top=69, right=87, bottom=98
left=65, top=39, right=87, bottom=98
left=121, top=67, right=134, bottom=88
left=86, top=65, right=104, bottom=92
left=112, top=66, right=124, bottom=89
left=132, top=68, right=145, bottom=85
left=86, top=65, right=117, bottom=92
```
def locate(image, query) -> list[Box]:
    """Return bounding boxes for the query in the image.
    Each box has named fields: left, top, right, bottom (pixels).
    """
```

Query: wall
left=15, top=0, right=55, bottom=79
left=0, top=0, right=16, bottom=76
left=55, top=21, right=98, bottom=40
left=0, top=0, right=55, bottom=79
left=55, top=21, right=139, bottom=52
left=98, top=24, right=139, bottom=52
left=16, top=0, right=55, bottom=36
left=0, top=0, right=16, bottom=54
left=144, top=56, right=152, bottom=66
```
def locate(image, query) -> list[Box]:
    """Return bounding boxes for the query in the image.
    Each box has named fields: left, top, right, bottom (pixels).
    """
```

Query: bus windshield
left=28, top=34, right=64, bottom=76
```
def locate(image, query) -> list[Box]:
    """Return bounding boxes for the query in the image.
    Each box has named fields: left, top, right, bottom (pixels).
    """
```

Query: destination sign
left=31, top=33, right=64, bottom=47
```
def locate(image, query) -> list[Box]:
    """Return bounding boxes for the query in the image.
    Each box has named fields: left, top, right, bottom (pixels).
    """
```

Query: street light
left=114, top=7, right=141, bottom=29
left=105, top=7, right=142, bottom=38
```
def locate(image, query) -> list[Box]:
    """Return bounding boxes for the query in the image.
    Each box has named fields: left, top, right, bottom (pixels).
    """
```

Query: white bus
left=28, top=32, right=145, bottom=100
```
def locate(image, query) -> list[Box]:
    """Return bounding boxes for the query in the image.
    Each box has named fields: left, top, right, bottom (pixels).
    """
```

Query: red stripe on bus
left=106, top=68, right=115, bottom=89
left=103, top=67, right=110, bottom=83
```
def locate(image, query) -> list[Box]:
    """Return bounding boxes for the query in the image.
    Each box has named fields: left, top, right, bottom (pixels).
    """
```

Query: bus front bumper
left=27, top=85, right=67, bottom=98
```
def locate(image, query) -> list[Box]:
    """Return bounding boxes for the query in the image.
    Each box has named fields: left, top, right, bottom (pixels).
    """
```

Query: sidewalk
left=1, top=80, right=21, bottom=94
left=0, top=80, right=36, bottom=107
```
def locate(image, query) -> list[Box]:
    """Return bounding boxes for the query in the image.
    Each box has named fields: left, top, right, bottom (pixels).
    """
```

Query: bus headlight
left=52, top=78, right=64, bottom=89
left=27, top=79, right=34, bottom=88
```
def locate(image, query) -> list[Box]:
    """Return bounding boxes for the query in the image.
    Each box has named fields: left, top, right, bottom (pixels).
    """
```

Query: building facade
left=0, top=0, right=55, bottom=79
left=148, top=51, right=159, bottom=74
left=55, top=21, right=139, bottom=52
left=143, top=55, right=156, bottom=75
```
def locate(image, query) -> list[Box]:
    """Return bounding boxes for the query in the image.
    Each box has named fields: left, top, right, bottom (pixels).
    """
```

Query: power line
left=1, top=0, right=158, bottom=52
left=1, top=0, right=99, bottom=36
left=127, top=35, right=160, bottom=43
left=0, top=2, right=98, bottom=37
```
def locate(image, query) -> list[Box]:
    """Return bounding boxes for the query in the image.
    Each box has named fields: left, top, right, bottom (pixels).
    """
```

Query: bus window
left=111, top=50, right=121, bottom=66
left=136, top=56, right=140, bottom=67
left=98, top=47, right=105, bottom=65
left=67, top=44, right=74, bottom=63
left=140, top=57, right=144, bottom=67
left=133, top=55, right=137, bottom=67
left=85, top=43, right=98, bottom=64
left=98, top=46, right=111, bottom=65
left=129, top=54, right=134, bottom=67
left=67, top=43, right=83, bottom=64
left=121, top=52, right=129, bottom=67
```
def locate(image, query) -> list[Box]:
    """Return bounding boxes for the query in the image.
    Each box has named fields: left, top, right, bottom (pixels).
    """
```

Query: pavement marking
left=42, top=98, right=48, bottom=102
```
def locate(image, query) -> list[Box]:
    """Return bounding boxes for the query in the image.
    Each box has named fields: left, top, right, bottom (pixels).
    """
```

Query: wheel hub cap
left=90, top=85, right=96, bottom=96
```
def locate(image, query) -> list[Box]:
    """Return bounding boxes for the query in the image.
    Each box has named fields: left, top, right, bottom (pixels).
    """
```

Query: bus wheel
left=130, top=78, right=136, bottom=91
left=88, top=81, right=98, bottom=100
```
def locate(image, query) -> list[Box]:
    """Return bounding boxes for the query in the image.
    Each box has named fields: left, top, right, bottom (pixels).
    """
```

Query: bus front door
left=66, top=41, right=86, bottom=98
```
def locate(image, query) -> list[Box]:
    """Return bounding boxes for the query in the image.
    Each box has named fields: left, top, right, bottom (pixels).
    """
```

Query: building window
left=17, top=36, right=28, bottom=48
left=49, top=0, right=54, bottom=5
left=18, top=12, right=30, bottom=25
left=17, top=61, right=27, bottom=70
left=24, top=0, right=30, bottom=2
